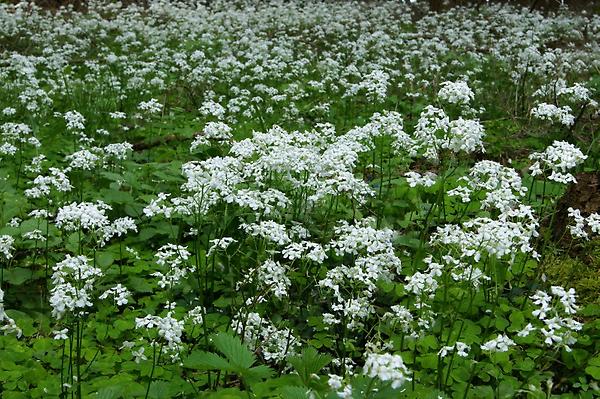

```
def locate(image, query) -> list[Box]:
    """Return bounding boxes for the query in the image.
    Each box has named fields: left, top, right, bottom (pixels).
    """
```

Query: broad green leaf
left=3, top=267, right=31, bottom=285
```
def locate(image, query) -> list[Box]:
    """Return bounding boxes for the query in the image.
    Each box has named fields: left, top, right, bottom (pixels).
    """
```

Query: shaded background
left=3, top=0, right=600, bottom=12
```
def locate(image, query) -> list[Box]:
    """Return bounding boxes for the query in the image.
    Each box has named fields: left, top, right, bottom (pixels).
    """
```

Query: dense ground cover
left=1, top=0, right=600, bottom=397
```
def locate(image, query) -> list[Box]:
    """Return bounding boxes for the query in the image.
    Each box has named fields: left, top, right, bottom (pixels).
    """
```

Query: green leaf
left=212, top=332, right=255, bottom=370
left=96, top=251, right=114, bottom=268
left=147, top=380, right=174, bottom=399
left=244, top=364, right=274, bottom=383
left=95, top=385, right=123, bottom=399
left=288, top=347, right=332, bottom=386
left=585, top=366, right=600, bottom=380
left=3, top=267, right=31, bottom=285
left=585, top=356, right=600, bottom=379
left=279, top=386, right=310, bottom=399
left=184, top=351, right=232, bottom=371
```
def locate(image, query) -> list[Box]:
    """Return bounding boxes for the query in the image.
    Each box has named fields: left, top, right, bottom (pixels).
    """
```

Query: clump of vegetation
left=0, top=1, right=599, bottom=398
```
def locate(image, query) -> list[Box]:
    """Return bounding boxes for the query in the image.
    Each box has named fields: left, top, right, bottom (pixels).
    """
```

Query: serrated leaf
left=279, top=386, right=309, bottom=399
left=212, top=332, right=255, bottom=370
left=288, top=347, right=331, bottom=386
left=244, top=364, right=274, bottom=383
left=184, top=350, right=232, bottom=371
left=95, top=385, right=123, bottom=399
left=147, top=380, right=174, bottom=399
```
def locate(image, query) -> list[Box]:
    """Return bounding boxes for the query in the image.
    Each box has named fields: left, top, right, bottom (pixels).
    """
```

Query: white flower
left=152, top=244, right=194, bottom=288
left=363, top=352, right=411, bottom=389
left=517, top=323, right=536, bottom=337
left=480, top=334, right=515, bottom=352
left=207, top=237, right=237, bottom=256
left=252, top=259, right=291, bottom=298
left=240, top=221, right=291, bottom=246
left=0, top=288, right=21, bottom=337
left=405, top=171, right=437, bottom=188
left=138, top=99, right=162, bottom=114
left=65, top=149, right=100, bottom=171
left=132, top=347, right=147, bottom=363
left=232, top=311, right=300, bottom=363
left=529, top=141, right=586, bottom=184
left=53, top=329, right=69, bottom=340
left=49, top=255, right=102, bottom=319
left=0, top=235, right=15, bottom=260
left=531, top=103, right=575, bottom=126
left=104, top=142, right=133, bottom=160
left=438, top=80, right=474, bottom=105
left=199, top=100, right=226, bottom=119
left=64, top=111, right=85, bottom=131
left=191, top=122, right=232, bottom=151
left=186, top=306, right=205, bottom=325
left=25, top=168, right=72, bottom=198
left=135, top=310, right=184, bottom=354
left=99, top=284, right=130, bottom=306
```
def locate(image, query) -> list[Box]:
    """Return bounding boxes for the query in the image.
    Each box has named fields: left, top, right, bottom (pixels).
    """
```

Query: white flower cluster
left=448, top=160, right=527, bottom=211
left=199, top=100, right=226, bottom=119
left=411, top=106, right=485, bottom=160
left=282, top=241, right=327, bottom=263
left=405, top=256, right=443, bottom=299
left=240, top=220, right=291, bottom=246
left=143, top=192, right=173, bottom=218
left=50, top=255, right=102, bottom=319
left=0, top=235, right=15, bottom=260
left=438, top=80, right=474, bottom=105
left=432, top=205, right=539, bottom=263
left=65, top=149, right=100, bottom=171
left=529, top=286, right=582, bottom=352
left=363, top=352, right=411, bottom=389
left=328, top=374, right=353, bottom=398
left=24, top=167, right=72, bottom=198
left=63, top=111, right=85, bottom=131
left=145, top=120, right=384, bottom=220
left=529, top=140, right=586, bottom=184
left=319, top=218, right=401, bottom=329
left=405, top=171, right=437, bottom=188
left=0, top=122, right=40, bottom=158
left=0, top=288, right=21, bottom=338
left=558, top=83, right=597, bottom=105
left=151, top=244, right=194, bottom=289
left=55, top=201, right=137, bottom=246
left=534, top=80, right=597, bottom=107
left=186, top=306, right=205, bottom=326
left=382, top=305, right=416, bottom=336
left=530, top=103, right=574, bottom=126
left=135, top=310, right=185, bottom=356
left=480, top=334, right=515, bottom=353
left=344, top=70, right=390, bottom=102
left=567, top=207, right=600, bottom=239
left=232, top=311, right=300, bottom=363
left=438, top=341, right=469, bottom=358
left=137, top=98, right=162, bottom=114
left=190, top=122, right=233, bottom=150
left=249, top=259, right=291, bottom=298
left=103, top=142, right=133, bottom=161
left=99, top=284, right=130, bottom=306
left=207, top=237, right=237, bottom=257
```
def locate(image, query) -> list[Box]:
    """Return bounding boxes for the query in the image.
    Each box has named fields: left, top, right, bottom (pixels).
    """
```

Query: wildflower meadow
left=1, top=0, right=600, bottom=398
